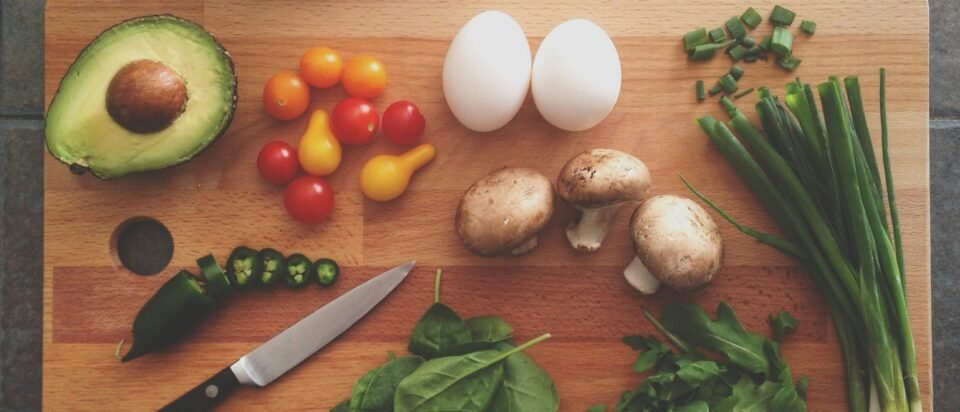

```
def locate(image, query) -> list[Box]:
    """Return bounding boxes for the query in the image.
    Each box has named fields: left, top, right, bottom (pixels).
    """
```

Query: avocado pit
left=106, top=59, right=187, bottom=134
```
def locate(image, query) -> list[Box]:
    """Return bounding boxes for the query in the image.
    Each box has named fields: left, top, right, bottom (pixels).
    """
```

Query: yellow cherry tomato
left=298, top=110, right=342, bottom=176
left=360, top=144, right=436, bottom=201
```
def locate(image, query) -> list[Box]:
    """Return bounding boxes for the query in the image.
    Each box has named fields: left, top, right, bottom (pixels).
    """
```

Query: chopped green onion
left=741, top=35, right=757, bottom=48
left=725, top=16, right=747, bottom=39
left=689, top=42, right=727, bottom=60
left=741, top=7, right=763, bottom=29
left=730, top=64, right=745, bottom=80
left=771, top=26, right=793, bottom=57
left=709, top=84, right=723, bottom=96
left=778, top=55, right=802, bottom=71
left=718, top=74, right=738, bottom=93
left=745, top=46, right=765, bottom=57
left=801, top=20, right=817, bottom=34
left=720, top=95, right=737, bottom=113
left=759, top=35, right=772, bottom=51
left=744, top=55, right=759, bottom=63
left=709, top=27, right=727, bottom=43
left=728, top=44, right=747, bottom=61
left=770, top=5, right=797, bottom=26
left=696, top=80, right=706, bottom=101
left=734, top=87, right=755, bottom=99
left=683, top=28, right=709, bottom=52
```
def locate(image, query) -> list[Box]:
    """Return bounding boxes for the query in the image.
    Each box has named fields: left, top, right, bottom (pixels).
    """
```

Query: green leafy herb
left=330, top=400, right=349, bottom=412
left=350, top=355, right=425, bottom=412
left=770, top=310, right=799, bottom=341
left=586, top=404, right=608, bottom=412
left=594, top=303, right=807, bottom=412
left=466, top=316, right=514, bottom=344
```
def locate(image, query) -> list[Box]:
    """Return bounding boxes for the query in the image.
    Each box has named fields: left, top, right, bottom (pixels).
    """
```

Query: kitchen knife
left=159, top=261, right=416, bottom=411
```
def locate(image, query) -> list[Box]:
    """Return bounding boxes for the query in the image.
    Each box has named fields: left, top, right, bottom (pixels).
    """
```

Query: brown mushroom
left=623, top=195, right=723, bottom=294
left=557, top=149, right=651, bottom=252
left=456, top=167, right=555, bottom=256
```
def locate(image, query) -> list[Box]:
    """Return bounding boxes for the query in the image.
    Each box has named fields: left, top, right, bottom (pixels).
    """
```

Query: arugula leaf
left=674, top=400, right=709, bottom=412
left=660, top=303, right=770, bottom=376
left=489, top=342, right=559, bottom=412
left=675, top=360, right=722, bottom=386
left=769, top=309, right=799, bottom=341
left=349, top=355, right=424, bottom=412
left=623, top=336, right=669, bottom=373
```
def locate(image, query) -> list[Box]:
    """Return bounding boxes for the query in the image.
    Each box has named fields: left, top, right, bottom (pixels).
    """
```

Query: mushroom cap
left=557, top=149, right=651, bottom=209
left=456, top=167, right=555, bottom=256
left=630, top=195, right=723, bottom=290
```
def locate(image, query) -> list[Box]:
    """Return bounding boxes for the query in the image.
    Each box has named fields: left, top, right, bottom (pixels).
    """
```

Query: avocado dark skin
left=45, top=14, right=238, bottom=179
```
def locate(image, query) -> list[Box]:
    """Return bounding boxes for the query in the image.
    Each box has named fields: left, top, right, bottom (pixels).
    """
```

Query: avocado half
left=45, top=15, right=237, bottom=179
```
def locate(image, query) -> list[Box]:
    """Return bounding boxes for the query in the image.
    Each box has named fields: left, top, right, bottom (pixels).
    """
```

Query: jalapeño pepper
left=258, top=248, right=287, bottom=286
left=121, top=270, right=217, bottom=362
left=312, top=258, right=340, bottom=288
left=197, top=254, right=231, bottom=298
left=226, top=246, right=263, bottom=289
left=285, top=253, right=311, bottom=288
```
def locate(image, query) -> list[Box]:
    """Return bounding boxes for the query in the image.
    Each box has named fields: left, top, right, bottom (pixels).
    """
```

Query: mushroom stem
left=510, top=236, right=539, bottom=256
left=566, top=204, right=620, bottom=252
left=623, top=256, right=661, bottom=295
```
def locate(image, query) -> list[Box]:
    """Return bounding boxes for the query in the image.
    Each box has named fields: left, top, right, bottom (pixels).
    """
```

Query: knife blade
left=160, top=261, right=415, bottom=411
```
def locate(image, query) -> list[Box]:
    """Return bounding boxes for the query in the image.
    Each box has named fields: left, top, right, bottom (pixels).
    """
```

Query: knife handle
left=160, top=367, right=240, bottom=411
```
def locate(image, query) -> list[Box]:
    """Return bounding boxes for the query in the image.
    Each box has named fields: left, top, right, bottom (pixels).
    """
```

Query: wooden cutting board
left=42, top=1, right=931, bottom=410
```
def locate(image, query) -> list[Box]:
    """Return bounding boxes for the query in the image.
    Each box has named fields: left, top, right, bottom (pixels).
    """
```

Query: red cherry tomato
left=283, top=176, right=335, bottom=224
left=257, top=141, right=300, bottom=185
left=331, top=97, right=379, bottom=145
left=382, top=101, right=426, bottom=145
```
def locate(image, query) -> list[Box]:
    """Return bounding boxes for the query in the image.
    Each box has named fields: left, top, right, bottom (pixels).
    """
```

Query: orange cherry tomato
left=299, top=47, right=343, bottom=88
left=342, top=55, right=387, bottom=98
left=263, top=70, right=310, bottom=121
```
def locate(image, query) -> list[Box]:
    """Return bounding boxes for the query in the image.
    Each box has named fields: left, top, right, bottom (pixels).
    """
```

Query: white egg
left=443, top=11, right=531, bottom=133
left=532, top=19, right=621, bottom=131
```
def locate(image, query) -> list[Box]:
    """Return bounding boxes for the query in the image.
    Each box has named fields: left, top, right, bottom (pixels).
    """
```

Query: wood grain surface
left=43, top=1, right=931, bottom=410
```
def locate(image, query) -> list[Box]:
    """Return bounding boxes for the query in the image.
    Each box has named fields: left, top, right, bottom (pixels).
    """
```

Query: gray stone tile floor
left=0, top=0, right=956, bottom=410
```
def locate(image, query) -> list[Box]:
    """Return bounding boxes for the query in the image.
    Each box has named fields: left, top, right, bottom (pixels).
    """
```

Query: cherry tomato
left=331, top=97, right=379, bottom=145
left=342, top=55, right=387, bottom=98
left=257, top=141, right=300, bottom=185
left=263, top=70, right=310, bottom=121
left=283, top=176, right=335, bottom=224
left=299, top=47, right=343, bottom=88
left=382, top=101, right=426, bottom=145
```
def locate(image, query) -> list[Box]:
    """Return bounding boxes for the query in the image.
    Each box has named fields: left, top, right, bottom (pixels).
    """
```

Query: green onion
left=741, top=35, right=757, bottom=48
left=759, top=35, right=772, bottom=51
left=725, top=16, right=747, bottom=39
left=696, top=80, right=706, bottom=101
left=690, top=71, right=922, bottom=412
left=728, top=44, right=747, bottom=61
left=718, top=74, right=738, bottom=93
left=709, top=27, right=727, bottom=42
left=743, top=55, right=759, bottom=63
left=801, top=20, right=817, bottom=34
left=734, top=87, right=755, bottom=99
left=778, top=56, right=802, bottom=71
left=741, top=7, right=763, bottom=29
left=770, top=5, right=797, bottom=26
left=745, top=46, right=765, bottom=57
left=689, top=42, right=727, bottom=60
left=683, top=28, right=709, bottom=52
left=729, top=64, right=745, bottom=80
left=708, top=84, right=723, bottom=96
left=771, top=26, right=793, bottom=57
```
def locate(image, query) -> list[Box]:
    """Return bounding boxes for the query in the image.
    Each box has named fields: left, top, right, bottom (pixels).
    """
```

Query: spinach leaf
left=660, top=303, right=769, bottom=376
left=489, top=342, right=559, bottom=412
left=394, top=334, right=551, bottom=412
left=407, top=303, right=473, bottom=359
left=466, top=316, right=513, bottom=343
left=769, top=309, right=798, bottom=341
left=330, top=400, right=349, bottom=412
left=394, top=349, right=506, bottom=412
left=586, top=404, right=608, bottom=412
left=673, top=400, right=708, bottom=412
left=349, top=355, right=424, bottom=412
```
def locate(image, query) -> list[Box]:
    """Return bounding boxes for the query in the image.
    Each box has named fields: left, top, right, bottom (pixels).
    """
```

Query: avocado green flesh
left=45, top=16, right=236, bottom=179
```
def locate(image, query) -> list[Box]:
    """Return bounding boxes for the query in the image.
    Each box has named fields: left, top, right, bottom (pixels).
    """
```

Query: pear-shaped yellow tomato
left=360, top=144, right=436, bottom=201
left=298, top=110, right=342, bottom=176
